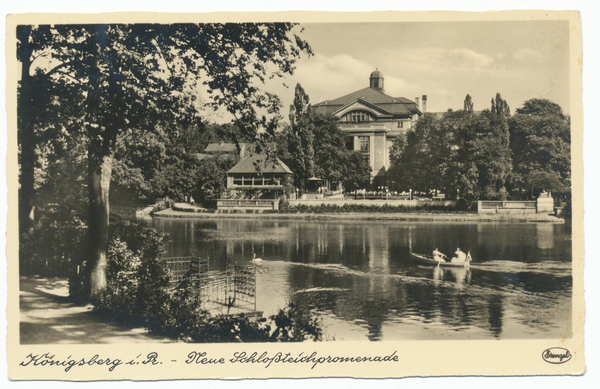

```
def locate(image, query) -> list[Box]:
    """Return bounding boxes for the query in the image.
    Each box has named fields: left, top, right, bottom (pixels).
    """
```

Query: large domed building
left=313, top=70, right=427, bottom=187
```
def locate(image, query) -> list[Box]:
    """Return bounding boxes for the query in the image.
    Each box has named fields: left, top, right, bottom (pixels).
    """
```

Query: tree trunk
left=17, top=26, right=35, bottom=239
left=88, top=146, right=113, bottom=301
left=86, top=25, right=114, bottom=302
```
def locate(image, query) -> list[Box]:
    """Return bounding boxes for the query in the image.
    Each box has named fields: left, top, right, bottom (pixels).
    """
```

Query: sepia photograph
left=5, top=7, right=587, bottom=382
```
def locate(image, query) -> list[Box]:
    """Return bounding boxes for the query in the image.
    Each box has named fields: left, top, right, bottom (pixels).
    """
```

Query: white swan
left=251, top=253, right=263, bottom=263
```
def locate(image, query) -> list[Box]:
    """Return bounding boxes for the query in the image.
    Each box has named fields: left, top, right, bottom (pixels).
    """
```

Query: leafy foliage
left=280, top=83, right=357, bottom=192
left=313, top=114, right=351, bottom=185
left=389, top=113, right=452, bottom=193
left=152, top=288, right=322, bottom=343
left=286, top=83, right=315, bottom=190
left=508, top=98, right=571, bottom=196
left=18, top=23, right=312, bottom=299
left=91, top=219, right=322, bottom=342
left=389, top=94, right=513, bottom=201
left=341, top=152, right=372, bottom=194
left=19, top=205, right=88, bottom=278
left=463, top=94, right=474, bottom=113
left=93, top=219, right=170, bottom=325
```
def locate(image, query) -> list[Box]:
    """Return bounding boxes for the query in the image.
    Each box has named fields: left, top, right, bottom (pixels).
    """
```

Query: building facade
left=218, top=154, right=294, bottom=211
left=313, top=70, right=426, bottom=187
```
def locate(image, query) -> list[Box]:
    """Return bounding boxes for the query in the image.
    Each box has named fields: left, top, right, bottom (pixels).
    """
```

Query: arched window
left=346, top=110, right=371, bottom=123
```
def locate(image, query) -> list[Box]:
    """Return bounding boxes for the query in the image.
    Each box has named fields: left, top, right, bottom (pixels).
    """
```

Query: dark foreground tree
left=17, top=23, right=311, bottom=300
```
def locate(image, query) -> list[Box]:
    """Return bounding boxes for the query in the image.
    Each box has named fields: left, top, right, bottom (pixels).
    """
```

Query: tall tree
left=17, top=25, right=64, bottom=237
left=388, top=113, right=452, bottom=193
left=342, top=152, right=372, bottom=197
left=17, top=23, right=311, bottom=300
left=389, top=96, right=512, bottom=201
left=491, top=92, right=510, bottom=117
left=288, top=83, right=315, bottom=190
left=282, top=87, right=351, bottom=192
left=509, top=98, right=571, bottom=197
left=312, top=113, right=348, bottom=189
left=463, top=94, right=474, bottom=113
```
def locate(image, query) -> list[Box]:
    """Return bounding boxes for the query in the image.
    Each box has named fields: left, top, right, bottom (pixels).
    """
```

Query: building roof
left=427, top=110, right=484, bottom=120
left=313, top=87, right=420, bottom=117
left=370, top=70, right=383, bottom=78
left=227, top=154, right=293, bottom=175
left=193, top=153, right=212, bottom=161
left=204, top=143, right=239, bottom=153
left=205, top=143, right=237, bottom=153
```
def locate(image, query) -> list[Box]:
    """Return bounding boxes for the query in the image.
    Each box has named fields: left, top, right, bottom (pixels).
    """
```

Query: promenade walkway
left=19, top=276, right=174, bottom=344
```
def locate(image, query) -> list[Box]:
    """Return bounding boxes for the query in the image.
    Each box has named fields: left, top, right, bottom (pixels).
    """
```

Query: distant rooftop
left=227, top=154, right=293, bottom=175
left=313, top=71, right=422, bottom=118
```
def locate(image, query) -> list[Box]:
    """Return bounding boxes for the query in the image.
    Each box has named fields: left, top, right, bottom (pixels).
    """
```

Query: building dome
left=369, top=69, right=384, bottom=91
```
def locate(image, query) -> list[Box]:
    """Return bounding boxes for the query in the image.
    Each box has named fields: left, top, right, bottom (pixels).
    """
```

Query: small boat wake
left=288, top=261, right=451, bottom=286
left=472, top=260, right=571, bottom=277
left=293, top=287, right=349, bottom=295
left=262, top=260, right=568, bottom=305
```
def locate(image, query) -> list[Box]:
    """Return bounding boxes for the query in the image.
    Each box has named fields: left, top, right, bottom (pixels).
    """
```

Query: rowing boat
left=410, top=251, right=471, bottom=267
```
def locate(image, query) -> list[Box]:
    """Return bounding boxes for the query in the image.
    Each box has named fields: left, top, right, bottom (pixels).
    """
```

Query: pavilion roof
left=227, top=154, right=293, bottom=175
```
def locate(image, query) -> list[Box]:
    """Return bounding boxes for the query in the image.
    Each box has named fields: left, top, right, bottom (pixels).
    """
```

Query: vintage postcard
left=6, top=10, right=585, bottom=381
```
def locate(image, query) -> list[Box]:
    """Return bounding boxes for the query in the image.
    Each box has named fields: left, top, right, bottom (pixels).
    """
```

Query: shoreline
left=151, top=208, right=566, bottom=223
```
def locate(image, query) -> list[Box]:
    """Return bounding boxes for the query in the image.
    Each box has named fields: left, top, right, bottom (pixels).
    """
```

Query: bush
left=93, top=219, right=170, bottom=326
left=455, top=198, right=475, bottom=212
left=150, top=285, right=322, bottom=343
left=151, top=198, right=173, bottom=213
left=92, top=219, right=323, bottom=342
left=20, top=205, right=87, bottom=278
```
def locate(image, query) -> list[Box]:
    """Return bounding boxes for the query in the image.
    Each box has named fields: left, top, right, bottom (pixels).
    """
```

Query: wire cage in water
left=163, top=256, right=257, bottom=315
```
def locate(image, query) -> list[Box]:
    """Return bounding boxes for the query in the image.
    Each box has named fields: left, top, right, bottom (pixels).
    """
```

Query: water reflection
left=536, top=223, right=555, bottom=250
left=142, top=217, right=572, bottom=341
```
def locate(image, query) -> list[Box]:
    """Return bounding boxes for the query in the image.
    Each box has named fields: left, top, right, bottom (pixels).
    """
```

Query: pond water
left=138, top=217, right=572, bottom=341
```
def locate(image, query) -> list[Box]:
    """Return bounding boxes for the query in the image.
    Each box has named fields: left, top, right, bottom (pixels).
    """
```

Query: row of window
left=346, top=136, right=371, bottom=152
left=344, top=111, right=371, bottom=123
left=232, top=175, right=284, bottom=186
left=342, top=110, right=406, bottom=128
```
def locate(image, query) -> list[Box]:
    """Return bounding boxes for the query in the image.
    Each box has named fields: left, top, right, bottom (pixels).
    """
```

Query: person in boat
left=432, top=248, right=447, bottom=262
left=451, top=248, right=467, bottom=263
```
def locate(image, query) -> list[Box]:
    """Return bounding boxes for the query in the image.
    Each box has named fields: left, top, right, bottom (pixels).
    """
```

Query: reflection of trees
left=475, top=224, right=571, bottom=263
left=516, top=271, right=571, bottom=293
left=487, top=295, right=504, bottom=338
left=149, top=218, right=572, bottom=339
left=536, top=224, right=555, bottom=250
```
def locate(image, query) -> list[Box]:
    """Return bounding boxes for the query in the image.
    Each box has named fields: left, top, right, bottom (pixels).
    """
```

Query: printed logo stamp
left=542, top=348, right=572, bottom=364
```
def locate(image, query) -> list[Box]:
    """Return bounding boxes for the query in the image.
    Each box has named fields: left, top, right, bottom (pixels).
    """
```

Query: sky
left=259, top=20, right=572, bottom=121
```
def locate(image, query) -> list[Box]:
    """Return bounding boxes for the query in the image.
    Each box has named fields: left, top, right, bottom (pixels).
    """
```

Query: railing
left=162, top=256, right=257, bottom=315
left=163, top=256, right=209, bottom=288
left=217, top=199, right=279, bottom=211
left=477, top=200, right=537, bottom=214
left=480, top=201, right=536, bottom=209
